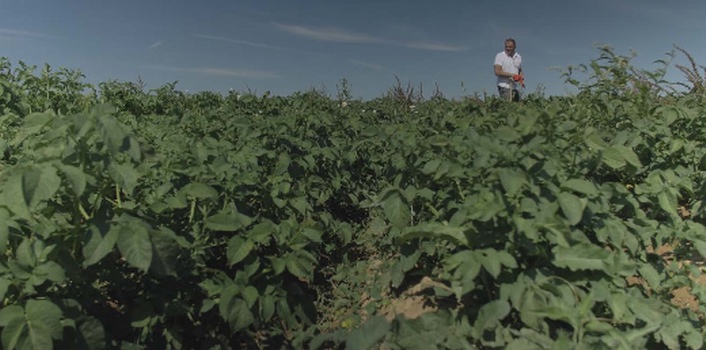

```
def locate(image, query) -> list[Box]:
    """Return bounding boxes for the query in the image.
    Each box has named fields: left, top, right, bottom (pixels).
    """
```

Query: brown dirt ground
left=626, top=206, right=706, bottom=312
left=626, top=240, right=706, bottom=313
left=362, top=205, right=704, bottom=323
left=373, top=247, right=705, bottom=323
left=383, top=243, right=706, bottom=320
left=667, top=206, right=705, bottom=311
left=379, top=276, right=449, bottom=321
left=655, top=244, right=706, bottom=312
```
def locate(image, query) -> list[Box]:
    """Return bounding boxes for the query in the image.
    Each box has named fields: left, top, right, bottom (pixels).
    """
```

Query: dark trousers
left=498, top=87, right=520, bottom=101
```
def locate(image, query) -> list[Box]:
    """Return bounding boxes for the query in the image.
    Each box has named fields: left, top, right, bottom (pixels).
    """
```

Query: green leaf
left=56, top=164, right=87, bottom=197
left=285, top=253, right=313, bottom=279
left=602, top=146, right=626, bottom=169
left=659, top=320, right=690, bottom=350
left=693, top=239, right=706, bottom=260
left=25, top=299, right=63, bottom=342
left=0, top=209, right=10, bottom=254
left=615, top=145, right=642, bottom=167
left=402, top=222, right=470, bottom=247
left=129, top=302, right=154, bottom=328
left=164, top=194, right=188, bottom=209
left=506, top=328, right=554, bottom=350
left=584, top=320, right=614, bottom=333
left=638, top=265, right=661, bottom=290
left=561, top=179, right=598, bottom=197
left=260, top=295, right=275, bottom=322
left=289, top=196, right=309, bottom=215
left=422, top=159, right=441, bottom=175
left=472, top=300, right=511, bottom=338
left=399, top=248, right=422, bottom=272
left=498, top=251, right=518, bottom=269
left=204, top=212, right=253, bottom=232
left=181, top=182, right=219, bottom=200
left=76, top=316, right=106, bottom=350
left=2, top=316, right=26, bottom=350
left=248, top=221, right=275, bottom=244
left=558, top=192, right=586, bottom=225
left=301, top=227, right=322, bottom=244
left=553, top=243, right=611, bottom=271
left=96, top=113, right=140, bottom=161
left=108, top=163, right=140, bottom=196
left=0, top=278, right=10, bottom=301
left=149, top=228, right=181, bottom=277
left=496, top=126, right=521, bottom=142
left=11, top=112, right=53, bottom=145
left=23, top=165, right=62, bottom=209
left=1, top=172, right=31, bottom=219
left=83, top=225, right=119, bottom=266
left=684, top=328, right=704, bottom=349
left=518, top=113, right=539, bottom=136
left=527, top=306, right=578, bottom=329
left=498, top=169, right=526, bottom=197
left=117, top=222, right=152, bottom=272
left=392, top=311, right=454, bottom=348
left=380, top=189, right=410, bottom=228
left=271, top=258, right=286, bottom=275
left=448, top=254, right=480, bottom=297
left=33, top=262, right=66, bottom=283
left=219, top=296, right=254, bottom=332
left=391, top=262, right=405, bottom=288
left=479, top=250, right=502, bottom=278
left=227, top=237, right=254, bottom=266
left=669, top=138, right=684, bottom=154
left=0, top=306, right=23, bottom=327
left=1, top=300, right=64, bottom=349
left=16, top=239, right=36, bottom=267
left=624, top=322, right=661, bottom=343
left=607, top=291, right=629, bottom=322
left=585, top=132, right=607, bottom=151
left=657, top=190, right=678, bottom=217
left=426, top=134, right=449, bottom=146
left=346, top=315, right=390, bottom=350
left=242, top=286, right=259, bottom=309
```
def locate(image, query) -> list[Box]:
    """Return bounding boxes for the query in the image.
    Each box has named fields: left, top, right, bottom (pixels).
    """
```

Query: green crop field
left=0, top=46, right=705, bottom=349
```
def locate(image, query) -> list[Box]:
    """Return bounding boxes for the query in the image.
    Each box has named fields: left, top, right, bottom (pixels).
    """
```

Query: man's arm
left=494, top=64, right=514, bottom=77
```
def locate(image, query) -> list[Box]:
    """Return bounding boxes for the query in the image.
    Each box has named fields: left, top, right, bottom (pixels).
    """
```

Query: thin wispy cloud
left=147, top=41, right=163, bottom=50
left=274, top=23, right=384, bottom=44
left=143, top=64, right=278, bottom=78
left=192, top=33, right=332, bottom=58
left=404, top=41, right=466, bottom=52
left=274, top=23, right=465, bottom=52
left=193, top=34, right=286, bottom=50
left=0, top=28, right=45, bottom=38
left=396, top=39, right=465, bottom=51
left=347, top=59, right=384, bottom=71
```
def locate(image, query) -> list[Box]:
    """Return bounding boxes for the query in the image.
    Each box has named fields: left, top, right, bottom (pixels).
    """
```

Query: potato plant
left=0, top=47, right=705, bottom=349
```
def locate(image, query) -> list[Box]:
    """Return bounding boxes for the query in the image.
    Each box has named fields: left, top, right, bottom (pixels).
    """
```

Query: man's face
left=504, top=41, right=515, bottom=56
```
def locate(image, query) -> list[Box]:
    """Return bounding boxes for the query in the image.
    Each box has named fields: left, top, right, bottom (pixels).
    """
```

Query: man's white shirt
left=495, top=51, right=522, bottom=89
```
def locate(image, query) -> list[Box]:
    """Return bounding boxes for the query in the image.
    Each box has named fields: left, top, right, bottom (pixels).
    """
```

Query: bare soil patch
left=647, top=243, right=706, bottom=312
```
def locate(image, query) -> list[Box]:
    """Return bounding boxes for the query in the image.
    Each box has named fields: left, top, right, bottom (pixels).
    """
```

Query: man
left=494, top=38, right=524, bottom=101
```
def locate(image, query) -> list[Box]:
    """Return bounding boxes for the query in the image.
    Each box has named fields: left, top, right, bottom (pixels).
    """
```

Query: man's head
left=504, top=38, right=516, bottom=56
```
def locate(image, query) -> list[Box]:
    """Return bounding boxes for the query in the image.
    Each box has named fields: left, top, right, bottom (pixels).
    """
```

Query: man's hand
left=513, top=74, right=525, bottom=88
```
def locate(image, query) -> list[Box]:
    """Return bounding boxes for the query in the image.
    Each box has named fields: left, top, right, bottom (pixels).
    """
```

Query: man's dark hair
left=505, top=38, right=516, bottom=46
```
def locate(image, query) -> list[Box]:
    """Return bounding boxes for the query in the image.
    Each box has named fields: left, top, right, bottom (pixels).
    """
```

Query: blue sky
left=1, top=0, right=705, bottom=100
